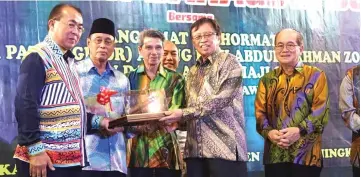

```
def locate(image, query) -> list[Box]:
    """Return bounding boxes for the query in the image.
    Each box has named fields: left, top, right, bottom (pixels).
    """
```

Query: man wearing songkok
left=159, top=18, right=248, bottom=177
left=13, top=4, right=114, bottom=177
left=255, top=28, right=329, bottom=177
left=127, top=29, right=185, bottom=177
left=76, top=18, right=129, bottom=177
left=339, top=65, right=360, bottom=177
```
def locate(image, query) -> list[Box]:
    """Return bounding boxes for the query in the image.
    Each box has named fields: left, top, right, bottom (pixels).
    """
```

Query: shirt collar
left=196, top=48, right=221, bottom=66
left=136, top=63, right=167, bottom=78
left=276, top=61, right=304, bottom=77
left=44, top=35, right=75, bottom=64
left=63, top=50, right=75, bottom=64
left=83, top=57, right=115, bottom=76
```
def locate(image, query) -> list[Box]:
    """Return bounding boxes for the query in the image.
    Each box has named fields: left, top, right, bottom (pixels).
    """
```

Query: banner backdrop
left=0, top=0, right=360, bottom=176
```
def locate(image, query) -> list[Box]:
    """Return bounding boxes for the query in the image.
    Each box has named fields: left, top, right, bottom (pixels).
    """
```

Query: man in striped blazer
left=13, top=4, right=114, bottom=177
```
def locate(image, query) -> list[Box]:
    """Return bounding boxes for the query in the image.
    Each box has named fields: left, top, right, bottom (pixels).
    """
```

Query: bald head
left=162, top=40, right=179, bottom=71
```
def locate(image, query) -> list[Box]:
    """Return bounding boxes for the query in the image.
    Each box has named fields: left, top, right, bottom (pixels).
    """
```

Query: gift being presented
left=84, top=87, right=169, bottom=128
left=84, top=87, right=125, bottom=119
left=108, top=89, right=169, bottom=128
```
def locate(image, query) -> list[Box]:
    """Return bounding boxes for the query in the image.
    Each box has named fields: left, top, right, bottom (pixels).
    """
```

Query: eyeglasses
left=192, top=32, right=217, bottom=41
left=92, top=38, right=114, bottom=46
left=55, top=19, right=85, bottom=33
left=275, top=43, right=299, bottom=51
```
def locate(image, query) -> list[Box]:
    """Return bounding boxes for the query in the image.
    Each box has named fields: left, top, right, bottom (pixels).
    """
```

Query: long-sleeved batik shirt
left=181, top=50, right=248, bottom=162
left=255, top=61, right=329, bottom=167
left=76, top=58, right=130, bottom=174
left=339, top=65, right=360, bottom=167
left=127, top=64, right=185, bottom=169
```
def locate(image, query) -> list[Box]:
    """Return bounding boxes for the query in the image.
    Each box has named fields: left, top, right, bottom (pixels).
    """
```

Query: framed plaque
left=108, top=89, right=169, bottom=128
left=83, top=92, right=126, bottom=119
left=84, top=88, right=169, bottom=128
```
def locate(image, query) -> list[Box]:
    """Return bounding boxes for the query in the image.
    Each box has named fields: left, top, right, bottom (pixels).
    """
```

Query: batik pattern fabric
left=339, top=65, right=360, bottom=167
left=127, top=64, right=185, bottom=169
left=14, top=35, right=88, bottom=167
left=76, top=58, right=130, bottom=173
left=255, top=62, right=329, bottom=167
left=181, top=50, right=248, bottom=162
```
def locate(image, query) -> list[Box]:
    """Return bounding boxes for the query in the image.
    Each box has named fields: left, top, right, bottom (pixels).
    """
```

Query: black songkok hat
left=89, top=18, right=115, bottom=37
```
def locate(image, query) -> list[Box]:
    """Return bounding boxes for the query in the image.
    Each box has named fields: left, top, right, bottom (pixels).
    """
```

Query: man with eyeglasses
left=255, top=28, right=329, bottom=177
left=14, top=4, right=114, bottom=177
left=159, top=18, right=248, bottom=177
left=127, top=29, right=185, bottom=177
left=75, top=18, right=129, bottom=177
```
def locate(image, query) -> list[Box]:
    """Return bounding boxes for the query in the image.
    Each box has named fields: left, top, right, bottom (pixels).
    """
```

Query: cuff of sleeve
left=125, top=132, right=136, bottom=139
left=27, top=142, right=45, bottom=156
left=182, top=107, right=197, bottom=121
left=92, top=115, right=104, bottom=129
left=261, top=129, right=272, bottom=139
left=298, top=121, right=311, bottom=136
left=350, top=112, right=360, bottom=132
left=124, top=126, right=136, bottom=139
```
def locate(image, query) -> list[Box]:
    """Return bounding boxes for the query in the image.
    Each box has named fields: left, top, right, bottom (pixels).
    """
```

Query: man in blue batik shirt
left=76, top=18, right=129, bottom=177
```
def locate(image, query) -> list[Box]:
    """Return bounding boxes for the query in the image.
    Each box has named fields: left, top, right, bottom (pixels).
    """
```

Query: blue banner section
left=0, top=0, right=359, bottom=174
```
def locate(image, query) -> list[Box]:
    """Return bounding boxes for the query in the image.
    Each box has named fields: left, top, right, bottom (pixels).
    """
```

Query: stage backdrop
left=0, top=0, right=359, bottom=176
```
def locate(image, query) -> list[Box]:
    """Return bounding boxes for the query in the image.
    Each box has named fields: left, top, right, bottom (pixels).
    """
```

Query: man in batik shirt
left=255, top=28, right=329, bottom=177
left=127, top=29, right=185, bottom=177
left=161, top=40, right=187, bottom=177
left=160, top=18, right=248, bottom=177
left=76, top=18, right=129, bottom=177
left=339, top=65, right=360, bottom=177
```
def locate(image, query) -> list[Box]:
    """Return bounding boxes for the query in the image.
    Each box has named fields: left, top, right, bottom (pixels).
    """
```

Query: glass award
left=108, top=89, right=168, bottom=128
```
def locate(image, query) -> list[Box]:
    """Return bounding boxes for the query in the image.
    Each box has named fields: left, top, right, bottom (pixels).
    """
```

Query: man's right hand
left=159, top=109, right=183, bottom=124
left=29, top=151, right=55, bottom=177
left=100, top=117, right=124, bottom=136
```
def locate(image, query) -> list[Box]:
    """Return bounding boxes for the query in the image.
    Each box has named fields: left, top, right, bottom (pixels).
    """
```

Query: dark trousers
left=185, top=158, right=247, bottom=177
left=129, top=167, right=181, bottom=177
left=353, top=166, right=359, bottom=177
left=16, top=159, right=82, bottom=177
left=82, top=170, right=126, bottom=177
left=264, top=163, right=322, bottom=177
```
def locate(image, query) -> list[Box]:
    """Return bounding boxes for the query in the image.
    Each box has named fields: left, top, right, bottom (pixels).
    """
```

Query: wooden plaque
left=108, top=112, right=166, bottom=128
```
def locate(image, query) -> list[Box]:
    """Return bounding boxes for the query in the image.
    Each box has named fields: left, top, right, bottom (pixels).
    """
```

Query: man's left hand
left=159, top=109, right=183, bottom=124
left=279, top=127, right=301, bottom=146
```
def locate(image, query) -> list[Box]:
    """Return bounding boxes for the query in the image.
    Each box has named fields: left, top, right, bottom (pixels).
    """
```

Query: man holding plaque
left=159, top=18, right=248, bottom=177
left=14, top=4, right=115, bottom=177
left=127, top=29, right=185, bottom=177
left=76, top=18, right=129, bottom=177
left=161, top=40, right=187, bottom=177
